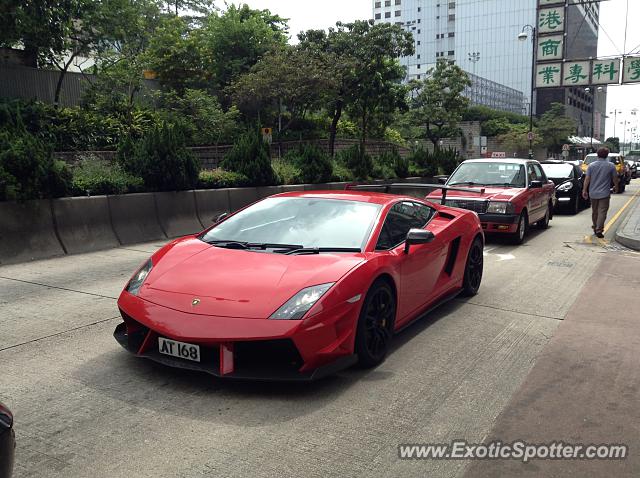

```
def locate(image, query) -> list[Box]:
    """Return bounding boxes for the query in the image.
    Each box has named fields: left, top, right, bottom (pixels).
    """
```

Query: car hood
left=140, top=241, right=365, bottom=319
left=427, top=186, right=524, bottom=202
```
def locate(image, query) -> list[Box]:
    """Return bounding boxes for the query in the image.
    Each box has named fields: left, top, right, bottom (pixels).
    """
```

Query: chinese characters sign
left=591, top=59, right=620, bottom=85
left=538, top=7, right=565, bottom=34
left=622, top=56, right=640, bottom=84
left=562, top=61, right=590, bottom=86
left=537, top=35, right=563, bottom=61
left=536, top=63, right=562, bottom=88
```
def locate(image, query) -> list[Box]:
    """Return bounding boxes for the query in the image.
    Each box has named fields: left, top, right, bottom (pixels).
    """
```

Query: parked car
left=581, top=153, right=627, bottom=193
left=0, top=402, right=14, bottom=478
left=626, top=157, right=639, bottom=178
left=426, top=158, right=555, bottom=244
left=114, top=188, right=485, bottom=380
left=540, top=160, right=587, bottom=214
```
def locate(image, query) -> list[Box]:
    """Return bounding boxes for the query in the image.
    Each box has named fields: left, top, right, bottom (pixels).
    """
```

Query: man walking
left=582, top=147, right=619, bottom=238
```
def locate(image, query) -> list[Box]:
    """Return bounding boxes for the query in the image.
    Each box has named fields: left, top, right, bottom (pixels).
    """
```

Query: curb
left=614, top=192, right=640, bottom=251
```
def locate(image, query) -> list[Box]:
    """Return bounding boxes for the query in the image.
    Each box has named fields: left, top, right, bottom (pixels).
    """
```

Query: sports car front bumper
left=114, top=291, right=359, bottom=381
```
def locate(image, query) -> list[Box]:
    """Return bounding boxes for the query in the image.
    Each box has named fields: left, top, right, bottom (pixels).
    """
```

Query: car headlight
left=269, top=283, right=334, bottom=320
left=486, top=201, right=513, bottom=214
left=127, top=259, right=153, bottom=295
left=557, top=181, right=573, bottom=192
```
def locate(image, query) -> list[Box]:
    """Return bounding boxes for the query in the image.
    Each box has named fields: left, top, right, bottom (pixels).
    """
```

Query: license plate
left=158, top=337, right=201, bottom=362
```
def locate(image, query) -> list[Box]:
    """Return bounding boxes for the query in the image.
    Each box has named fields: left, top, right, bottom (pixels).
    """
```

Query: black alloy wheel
left=355, top=280, right=396, bottom=368
left=462, top=237, right=484, bottom=297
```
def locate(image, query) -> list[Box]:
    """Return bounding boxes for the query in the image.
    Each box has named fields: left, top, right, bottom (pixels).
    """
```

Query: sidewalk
left=615, top=188, right=640, bottom=251
left=464, top=253, right=640, bottom=477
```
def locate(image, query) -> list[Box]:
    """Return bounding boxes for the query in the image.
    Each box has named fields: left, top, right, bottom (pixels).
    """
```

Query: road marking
left=496, top=253, right=515, bottom=262
left=603, top=189, right=640, bottom=234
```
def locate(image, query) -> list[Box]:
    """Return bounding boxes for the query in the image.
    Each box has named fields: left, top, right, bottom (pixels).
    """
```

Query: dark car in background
left=625, top=158, right=638, bottom=179
left=0, top=402, right=14, bottom=478
left=540, top=160, right=587, bottom=214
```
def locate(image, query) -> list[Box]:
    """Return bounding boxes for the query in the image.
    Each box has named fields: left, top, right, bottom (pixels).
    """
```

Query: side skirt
left=394, top=288, right=462, bottom=335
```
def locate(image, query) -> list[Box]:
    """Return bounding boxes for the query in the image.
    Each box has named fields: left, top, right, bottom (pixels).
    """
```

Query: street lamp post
left=608, top=109, right=621, bottom=138
left=518, top=25, right=536, bottom=159
left=468, top=52, right=480, bottom=104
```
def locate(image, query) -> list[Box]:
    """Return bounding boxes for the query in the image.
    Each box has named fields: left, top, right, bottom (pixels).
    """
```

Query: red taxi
left=427, top=158, right=555, bottom=244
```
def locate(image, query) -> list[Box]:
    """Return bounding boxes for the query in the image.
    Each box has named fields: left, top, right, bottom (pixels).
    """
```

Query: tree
left=605, top=137, right=620, bottom=153
left=298, top=20, right=414, bottom=157
left=200, top=5, right=288, bottom=101
left=497, top=123, right=542, bottom=153
left=409, top=60, right=471, bottom=149
left=229, top=45, right=337, bottom=132
left=538, top=103, right=576, bottom=154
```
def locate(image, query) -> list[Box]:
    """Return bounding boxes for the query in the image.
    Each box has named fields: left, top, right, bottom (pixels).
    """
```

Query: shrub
left=331, top=161, right=354, bottom=182
left=118, top=122, right=200, bottom=191
left=394, top=154, right=410, bottom=178
left=272, top=159, right=302, bottom=185
left=409, top=146, right=438, bottom=177
left=0, top=130, right=71, bottom=201
left=436, top=147, right=462, bottom=175
left=220, top=131, right=277, bottom=186
left=337, top=144, right=373, bottom=180
left=198, top=169, right=250, bottom=189
left=285, top=144, right=333, bottom=184
left=71, top=156, right=144, bottom=196
left=374, top=148, right=408, bottom=179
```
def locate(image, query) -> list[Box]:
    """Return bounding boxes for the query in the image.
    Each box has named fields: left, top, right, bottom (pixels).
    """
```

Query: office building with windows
left=372, top=0, right=605, bottom=137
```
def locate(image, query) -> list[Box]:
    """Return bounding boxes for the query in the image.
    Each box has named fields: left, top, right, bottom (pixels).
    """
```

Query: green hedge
left=71, top=156, right=144, bottom=196
left=220, top=131, right=277, bottom=186
left=198, top=169, right=250, bottom=189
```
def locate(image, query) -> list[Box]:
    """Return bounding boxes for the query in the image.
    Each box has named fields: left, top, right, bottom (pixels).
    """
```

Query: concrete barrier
left=108, top=193, right=166, bottom=245
left=194, top=189, right=231, bottom=227
left=228, top=188, right=260, bottom=212
left=304, top=182, right=349, bottom=191
left=52, top=196, right=120, bottom=254
left=0, top=199, right=66, bottom=265
left=256, top=186, right=284, bottom=200
left=280, top=185, right=306, bottom=193
left=154, top=191, right=203, bottom=238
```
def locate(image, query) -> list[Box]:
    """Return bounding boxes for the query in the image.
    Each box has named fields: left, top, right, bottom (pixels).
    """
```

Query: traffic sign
left=562, top=144, right=570, bottom=151
left=528, top=132, right=535, bottom=141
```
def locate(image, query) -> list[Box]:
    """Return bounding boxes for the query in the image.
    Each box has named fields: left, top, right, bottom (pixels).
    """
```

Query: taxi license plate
left=158, top=337, right=201, bottom=362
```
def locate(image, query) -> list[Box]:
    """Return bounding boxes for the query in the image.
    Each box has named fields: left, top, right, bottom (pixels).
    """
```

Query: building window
left=449, top=1, right=455, bottom=8
left=417, top=75, right=421, bottom=80
left=418, top=7, right=421, bottom=12
left=385, top=11, right=391, bottom=18
left=385, top=0, right=391, bottom=6
left=418, top=29, right=421, bottom=34
left=418, top=18, right=421, bottom=23
left=448, top=50, right=455, bottom=55
left=395, top=10, right=401, bottom=16
left=448, top=32, right=455, bottom=37
left=417, top=54, right=421, bottom=59
left=395, top=0, right=401, bottom=4
left=417, top=64, right=421, bottom=69
left=375, top=13, right=381, bottom=19
left=375, top=1, right=381, bottom=8
left=448, top=14, right=455, bottom=21
left=417, top=40, right=421, bottom=45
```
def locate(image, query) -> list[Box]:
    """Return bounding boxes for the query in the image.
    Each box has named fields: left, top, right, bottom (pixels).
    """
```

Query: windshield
left=541, top=163, right=574, bottom=179
left=448, top=162, right=526, bottom=187
left=584, top=154, right=599, bottom=165
left=200, top=197, right=381, bottom=250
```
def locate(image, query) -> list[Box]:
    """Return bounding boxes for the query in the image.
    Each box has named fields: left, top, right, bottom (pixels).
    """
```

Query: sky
left=232, top=0, right=639, bottom=140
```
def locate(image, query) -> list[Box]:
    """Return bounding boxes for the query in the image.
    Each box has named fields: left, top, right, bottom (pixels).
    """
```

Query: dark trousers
left=591, top=197, right=610, bottom=234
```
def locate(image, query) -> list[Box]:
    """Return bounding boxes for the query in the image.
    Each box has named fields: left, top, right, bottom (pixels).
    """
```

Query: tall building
left=372, top=0, right=606, bottom=138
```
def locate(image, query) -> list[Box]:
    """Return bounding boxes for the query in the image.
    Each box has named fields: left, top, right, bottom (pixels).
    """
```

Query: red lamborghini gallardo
left=114, top=186, right=484, bottom=380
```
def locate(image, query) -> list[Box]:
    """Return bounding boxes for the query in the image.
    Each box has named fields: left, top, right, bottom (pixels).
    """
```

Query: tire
left=461, top=237, right=483, bottom=297
left=354, top=279, right=396, bottom=368
left=618, top=181, right=625, bottom=193
left=509, top=211, right=528, bottom=245
left=536, top=204, right=550, bottom=229
left=572, top=195, right=580, bottom=215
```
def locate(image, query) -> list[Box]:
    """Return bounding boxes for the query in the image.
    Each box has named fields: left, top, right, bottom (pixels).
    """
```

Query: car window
left=527, top=164, right=538, bottom=182
left=533, top=164, right=546, bottom=181
left=376, top=202, right=434, bottom=250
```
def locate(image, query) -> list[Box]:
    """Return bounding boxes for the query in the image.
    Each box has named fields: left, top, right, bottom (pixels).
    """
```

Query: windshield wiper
left=284, top=247, right=362, bottom=256
left=206, top=240, right=304, bottom=251
left=482, top=183, right=517, bottom=187
left=448, top=181, right=480, bottom=186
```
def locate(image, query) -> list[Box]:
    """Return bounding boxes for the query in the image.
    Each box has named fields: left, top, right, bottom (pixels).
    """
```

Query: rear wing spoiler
left=345, top=183, right=486, bottom=206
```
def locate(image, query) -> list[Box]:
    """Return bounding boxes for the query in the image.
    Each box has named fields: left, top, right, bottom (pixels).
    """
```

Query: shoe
left=596, top=232, right=604, bottom=238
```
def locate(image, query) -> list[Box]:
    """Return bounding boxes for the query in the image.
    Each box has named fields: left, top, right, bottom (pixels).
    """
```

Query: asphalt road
left=1, top=181, right=639, bottom=478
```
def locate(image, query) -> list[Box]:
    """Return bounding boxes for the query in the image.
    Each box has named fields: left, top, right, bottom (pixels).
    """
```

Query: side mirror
left=404, top=228, right=435, bottom=254
left=213, top=212, right=229, bottom=224
left=529, top=180, right=543, bottom=189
